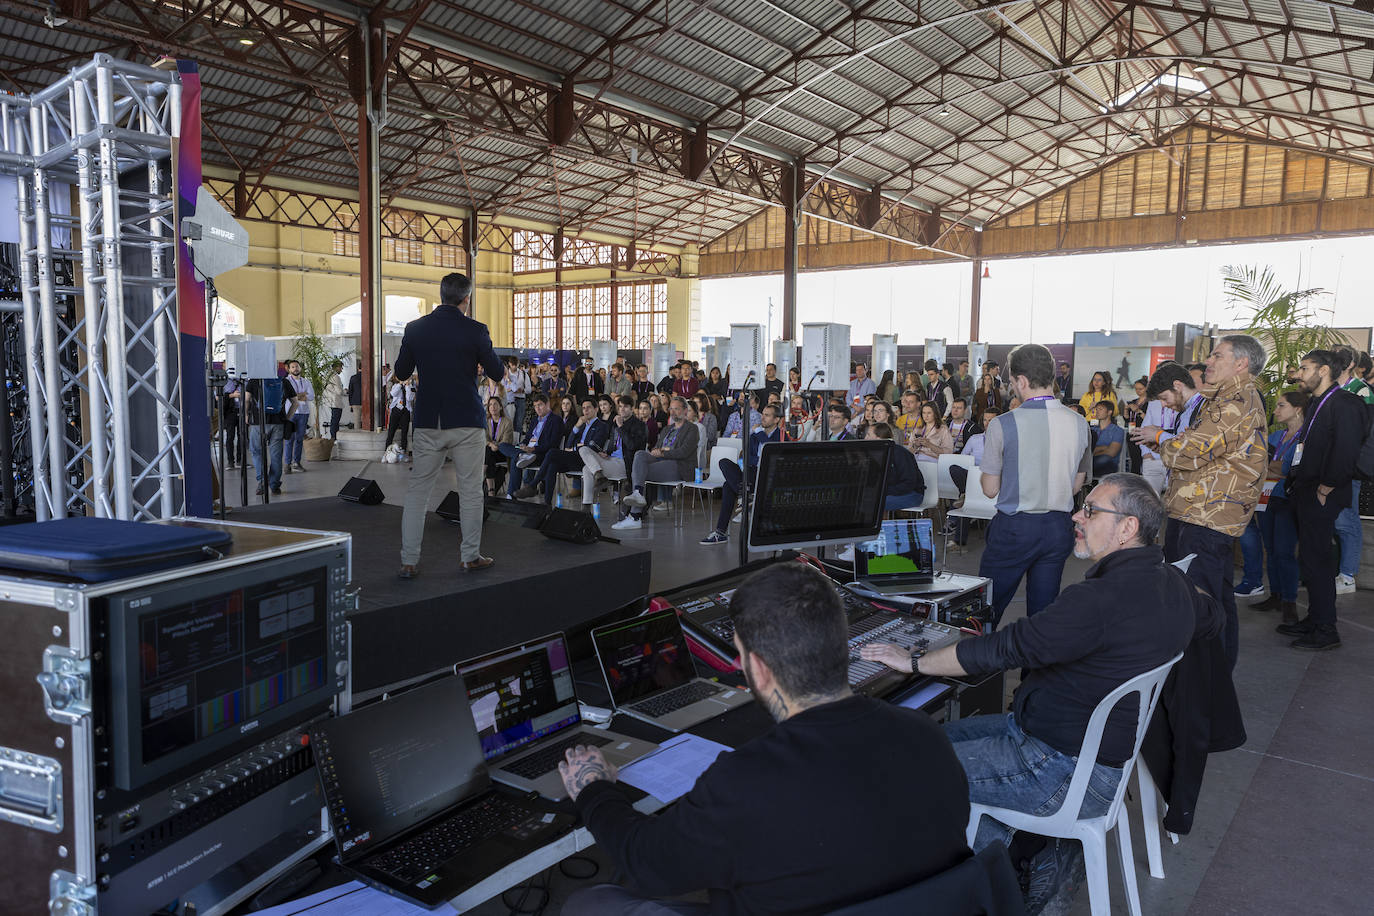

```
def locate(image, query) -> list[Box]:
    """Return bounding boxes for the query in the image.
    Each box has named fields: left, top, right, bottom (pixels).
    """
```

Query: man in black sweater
left=1276, top=349, right=1367, bottom=650
left=558, top=563, right=971, bottom=915
left=864, top=472, right=1196, bottom=910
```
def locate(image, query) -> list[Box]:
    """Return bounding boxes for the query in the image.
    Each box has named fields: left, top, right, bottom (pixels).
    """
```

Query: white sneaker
left=1336, top=574, right=1357, bottom=595
left=623, top=490, right=647, bottom=509
left=611, top=515, right=642, bottom=530
left=650, top=502, right=670, bottom=513
left=516, top=453, right=537, bottom=468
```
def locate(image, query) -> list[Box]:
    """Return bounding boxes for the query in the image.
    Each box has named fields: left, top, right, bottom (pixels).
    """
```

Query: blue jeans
left=884, top=491, right=922, bottom=513
left=497, top=442, right=534, bottom=496
left=248, top=423, right=284, bottom=490
left=287, top=413, right=308, bottom=464
left=978, top=511, right=1074, bottom=626
left=944, top=713, right=1121, bottom=851
left=1258, top=496, right=1300, bottom=601
left=1238, top=516, right=1264, bottom=588
left=1334, top=480, right=1362, bottom=578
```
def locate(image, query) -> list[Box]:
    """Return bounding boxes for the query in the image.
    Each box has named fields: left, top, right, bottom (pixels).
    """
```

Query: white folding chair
left=681, top=445, right=735, bottom=524
left=899, top=461, right=941, bottom=517
left=965, top=653, right=1183, bottom=916
left=937, top=453, right=975, bottom=501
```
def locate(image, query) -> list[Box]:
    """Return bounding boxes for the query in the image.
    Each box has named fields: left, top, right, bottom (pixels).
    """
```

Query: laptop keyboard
left=505, top=733, right=612, bottom=780
left=368, top=796, right=533, bottom=883
left=628, top=680, right=721, bottom=719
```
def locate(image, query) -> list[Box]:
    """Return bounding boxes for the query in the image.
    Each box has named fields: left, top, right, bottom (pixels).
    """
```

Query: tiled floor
left=230, top=446, right=1374, bottom=914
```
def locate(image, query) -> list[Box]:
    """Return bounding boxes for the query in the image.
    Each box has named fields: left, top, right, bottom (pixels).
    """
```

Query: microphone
left=742, top=371, right=756, bottom=390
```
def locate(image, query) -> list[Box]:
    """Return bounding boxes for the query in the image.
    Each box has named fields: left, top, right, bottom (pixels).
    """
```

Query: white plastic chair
left=1135, top=759, right=1179, bottom=880
left=965, top=652, right=1183, bottom=916
left=899, top=461, right=940, bottom=515
left=680, top=445, right=735, bottom=523
left=937, top=453, right=976, bottom=501
left=715, top=437, right=743, bottom=458
left=948, top=467, right=998, bottom=522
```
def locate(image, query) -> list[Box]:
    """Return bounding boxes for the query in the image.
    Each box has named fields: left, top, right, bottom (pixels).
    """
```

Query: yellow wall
left=211, top=194, right=699, bottom=350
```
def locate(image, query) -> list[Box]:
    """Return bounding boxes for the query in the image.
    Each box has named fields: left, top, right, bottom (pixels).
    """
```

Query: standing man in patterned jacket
left=1152, top=335, right=1268, bottom=670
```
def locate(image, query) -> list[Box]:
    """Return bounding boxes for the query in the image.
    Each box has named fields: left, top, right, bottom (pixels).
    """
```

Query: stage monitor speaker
left=483, top=496, right=603, bottom=544
left=437, top=491, right=462, bottom=522
left=484, top=495, right=546, bottom=528
left=339, top=476, right=384, bottom=505
left=538, top=507, right=603, bottom=545
left=437, top=491, right=493, bottom=525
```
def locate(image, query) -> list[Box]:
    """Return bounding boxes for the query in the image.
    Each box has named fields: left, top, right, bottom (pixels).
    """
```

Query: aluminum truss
left=1, top=54, right=183, bottom=521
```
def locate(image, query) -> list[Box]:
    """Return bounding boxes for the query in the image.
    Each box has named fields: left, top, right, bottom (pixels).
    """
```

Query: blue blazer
left=523, top=413, right=565, bottom=459
left=394, top=304, right=503, bottom=429
left=564, top=416, right=610, bottom=452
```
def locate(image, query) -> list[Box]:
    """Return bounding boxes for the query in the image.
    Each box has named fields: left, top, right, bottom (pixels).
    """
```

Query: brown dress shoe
left=397, top=564, right=418, bottom=579
left=462, top=556, right=495, bottom=572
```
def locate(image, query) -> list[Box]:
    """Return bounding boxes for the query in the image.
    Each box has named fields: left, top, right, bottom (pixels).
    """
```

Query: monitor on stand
left=746, top=439, right=890, bottom=553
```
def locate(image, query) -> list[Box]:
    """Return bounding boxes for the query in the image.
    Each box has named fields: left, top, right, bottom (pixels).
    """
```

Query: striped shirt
left=981, top=398, right=1092, bottom=515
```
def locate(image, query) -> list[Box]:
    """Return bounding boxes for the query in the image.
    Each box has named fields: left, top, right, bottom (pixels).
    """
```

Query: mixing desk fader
left=846, top=612, right=965, bottom=696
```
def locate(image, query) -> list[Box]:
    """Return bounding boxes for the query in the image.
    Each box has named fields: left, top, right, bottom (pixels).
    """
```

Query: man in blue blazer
left=395, top=273, right=504, bottom=577
left=497, top=393, right=564, bottom=498
left=520, top=397, right=610, bottom=503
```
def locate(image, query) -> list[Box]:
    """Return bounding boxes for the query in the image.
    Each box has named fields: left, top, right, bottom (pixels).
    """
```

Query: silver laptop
left=853, top=517, right=955, bottom=596
left=458, top=632, right=659, bottom=800
left=591, top=608, right=752, bottom=732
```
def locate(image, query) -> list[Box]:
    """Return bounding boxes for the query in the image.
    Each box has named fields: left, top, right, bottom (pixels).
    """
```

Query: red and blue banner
left=175, top=60, right=211, bottom=517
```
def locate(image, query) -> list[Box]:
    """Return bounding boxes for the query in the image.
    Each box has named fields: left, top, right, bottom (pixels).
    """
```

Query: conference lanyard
left=1274, top=430, right=1298, bottom=462
left=1024, top=395, right=1055, bottom=405
left=1171, top=393, right=1204, bottom=433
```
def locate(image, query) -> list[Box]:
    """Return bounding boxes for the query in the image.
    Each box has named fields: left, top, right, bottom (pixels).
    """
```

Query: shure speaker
left=338, top=476, right=384, bottom=505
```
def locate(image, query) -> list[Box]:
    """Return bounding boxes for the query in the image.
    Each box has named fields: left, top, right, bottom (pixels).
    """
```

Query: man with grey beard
left=864, top=474, right=1196, bottom=912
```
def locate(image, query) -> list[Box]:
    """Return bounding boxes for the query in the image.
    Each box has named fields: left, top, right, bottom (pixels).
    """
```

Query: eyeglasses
left=1080, top=501, right=1131, bottom=520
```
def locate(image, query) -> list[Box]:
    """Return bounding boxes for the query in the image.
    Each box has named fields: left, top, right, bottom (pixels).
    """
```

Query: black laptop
left=310, top=675, right=574, bottom=909
left=458, top=631, right=659, bottom=800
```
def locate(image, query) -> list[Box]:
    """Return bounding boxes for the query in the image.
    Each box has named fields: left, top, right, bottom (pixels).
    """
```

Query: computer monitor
left=458, top=633, right=580, bottom=762
left=747, top=439, right=890, bottom=552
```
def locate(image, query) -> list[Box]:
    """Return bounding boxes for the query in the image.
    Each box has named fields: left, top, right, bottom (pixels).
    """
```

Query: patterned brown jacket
left=1159, top=373, right=1268, bottom=537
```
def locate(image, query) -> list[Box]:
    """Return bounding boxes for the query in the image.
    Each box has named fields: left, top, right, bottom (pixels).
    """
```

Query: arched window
left=329, top=296, right=426, bottom=335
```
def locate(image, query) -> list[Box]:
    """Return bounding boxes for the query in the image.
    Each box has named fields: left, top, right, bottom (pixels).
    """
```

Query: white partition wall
left=872, top=334, right=898, bottom=380
left=730, top=323, right=766, bottom=389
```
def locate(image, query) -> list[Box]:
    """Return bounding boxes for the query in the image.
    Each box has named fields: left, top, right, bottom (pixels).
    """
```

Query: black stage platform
left=235, top=497, right=652, bottom=696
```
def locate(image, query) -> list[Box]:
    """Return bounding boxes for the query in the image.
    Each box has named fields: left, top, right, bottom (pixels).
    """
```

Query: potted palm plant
left=1221, top=264, right=1342, bottom=416
left=290, top=320, right=354, bottom=461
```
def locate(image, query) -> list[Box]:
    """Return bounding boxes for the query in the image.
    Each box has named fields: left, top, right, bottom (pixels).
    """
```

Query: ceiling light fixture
left=238, top=36, right=256, bottom=46
left=938, top=105, right=951, bottom=117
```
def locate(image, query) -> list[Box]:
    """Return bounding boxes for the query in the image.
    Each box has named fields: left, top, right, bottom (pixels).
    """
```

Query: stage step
left=332, top=428, right=387, bottom=461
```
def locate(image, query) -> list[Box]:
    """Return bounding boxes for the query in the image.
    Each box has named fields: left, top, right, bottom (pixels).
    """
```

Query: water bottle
left=555, top=493, right=563, bottom=508
left=694, top=467, right=702, bottom=483
left=591, top=503, right=600, bottom=520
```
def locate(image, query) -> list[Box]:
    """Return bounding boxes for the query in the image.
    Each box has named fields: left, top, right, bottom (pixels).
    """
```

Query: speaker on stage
left=483, top=496, right=604, bottom=544
left=339, top=476, right=384, bottom=506
left=437, top=491, right=462, bottom=522
left=538, top=507, right=603, bottom=545
left=437, top=492, right=492, bottom=525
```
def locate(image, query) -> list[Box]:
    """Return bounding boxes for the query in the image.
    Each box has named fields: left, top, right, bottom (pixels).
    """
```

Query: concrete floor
left=227, top=445, right=1374, bottom=915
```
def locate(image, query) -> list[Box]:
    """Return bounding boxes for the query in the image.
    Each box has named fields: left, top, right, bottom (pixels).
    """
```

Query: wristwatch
left=909, top=648, right=922, bottom=674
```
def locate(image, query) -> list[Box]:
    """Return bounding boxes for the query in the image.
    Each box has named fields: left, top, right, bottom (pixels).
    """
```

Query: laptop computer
left=853, top=518, right=957, bottom=596
left=458, top=631, right=660, bottom=800
left=591, top=608, right=752, bottom=732
left=310, top=674, right=574, bottom=909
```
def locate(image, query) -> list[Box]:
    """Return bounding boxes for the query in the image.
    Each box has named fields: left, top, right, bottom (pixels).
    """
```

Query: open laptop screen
left=855, top=518, right=936, bottom=582
left=311, top=675, right=487, bottom=862
left=458, top=633, right=579, bottom=761
left=592, top=610, right=696, bottom=706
